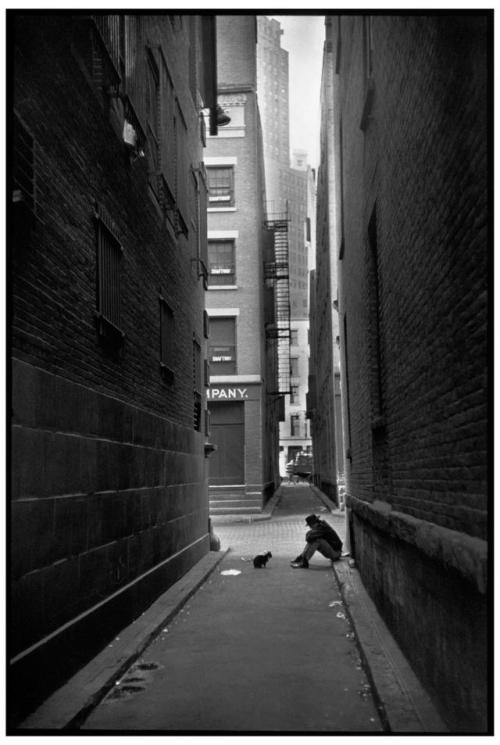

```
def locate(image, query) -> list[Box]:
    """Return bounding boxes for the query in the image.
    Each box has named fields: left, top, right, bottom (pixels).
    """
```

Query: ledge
left=347, top=494, right=487, bottom=595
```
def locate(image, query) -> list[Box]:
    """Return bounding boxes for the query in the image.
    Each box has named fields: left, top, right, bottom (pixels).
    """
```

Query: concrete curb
left=332, top=558, right=448, bottom=733
left=18, top=550, right=228, bottom=731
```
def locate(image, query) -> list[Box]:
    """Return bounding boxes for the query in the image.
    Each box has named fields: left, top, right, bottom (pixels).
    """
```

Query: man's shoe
left=290, top=558, right=309, bottom=568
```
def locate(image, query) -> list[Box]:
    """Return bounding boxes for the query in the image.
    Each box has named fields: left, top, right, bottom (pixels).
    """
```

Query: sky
left=270, top=14, right=325, bottom=169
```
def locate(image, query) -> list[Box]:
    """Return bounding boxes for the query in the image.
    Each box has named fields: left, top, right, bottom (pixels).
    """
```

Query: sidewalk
left=18, top=483, right=447, bottom=733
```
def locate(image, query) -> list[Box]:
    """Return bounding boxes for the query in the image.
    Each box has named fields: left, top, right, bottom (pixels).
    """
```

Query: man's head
left=305, top=514, right=320, bottom=527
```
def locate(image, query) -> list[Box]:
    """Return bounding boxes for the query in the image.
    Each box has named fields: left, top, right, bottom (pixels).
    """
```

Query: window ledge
left=208, top=285, right=238, bottom=291
left=208, top=207, right=237, bottom=213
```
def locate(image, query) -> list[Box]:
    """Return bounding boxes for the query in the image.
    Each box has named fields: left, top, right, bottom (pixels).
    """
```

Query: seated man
left=291, top=514, right=343, bottom=568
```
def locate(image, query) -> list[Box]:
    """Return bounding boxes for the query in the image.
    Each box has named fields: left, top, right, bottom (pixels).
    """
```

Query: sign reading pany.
left=207, top=387, right=248, bottom=400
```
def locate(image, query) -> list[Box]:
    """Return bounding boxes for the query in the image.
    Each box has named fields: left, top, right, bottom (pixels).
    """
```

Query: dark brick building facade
left=9, top=13, right=217, bottom=722
left=324, top=14, right=490, bottom=731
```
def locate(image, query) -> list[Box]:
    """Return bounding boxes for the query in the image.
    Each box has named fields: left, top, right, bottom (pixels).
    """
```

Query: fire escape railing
left=264, top=206, right=291, bottom=395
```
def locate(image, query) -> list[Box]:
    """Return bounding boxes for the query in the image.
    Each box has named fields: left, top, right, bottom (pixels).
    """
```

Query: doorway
left=209, top=402, right=245, bottom=485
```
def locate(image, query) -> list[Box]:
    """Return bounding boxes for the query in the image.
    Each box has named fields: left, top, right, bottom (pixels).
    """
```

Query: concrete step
left=208, top=492, right=249, bottom=502
left=209, top=505, right=262, bottom=515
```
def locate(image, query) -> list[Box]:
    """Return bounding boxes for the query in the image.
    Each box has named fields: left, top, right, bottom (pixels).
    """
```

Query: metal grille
left=95, top=207, right=123, bottom=335
left=92, top=15, right=123, bottom=78
left=193, top=339, right=202, bottom=431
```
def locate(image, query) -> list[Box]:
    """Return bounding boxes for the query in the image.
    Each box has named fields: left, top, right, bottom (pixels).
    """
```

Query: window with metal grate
left=94, top=203, right=124, bottom=344
left=159, top=295, right=175, bottom=383
left=193, top=337, right=202, bottom=431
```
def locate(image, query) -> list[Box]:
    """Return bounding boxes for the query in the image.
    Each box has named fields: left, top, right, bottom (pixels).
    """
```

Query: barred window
left=146, top=50, right=160, bottom=198
left=193, top=338, right=202, bottom=431
left=208, top=240, right=235, bottom=286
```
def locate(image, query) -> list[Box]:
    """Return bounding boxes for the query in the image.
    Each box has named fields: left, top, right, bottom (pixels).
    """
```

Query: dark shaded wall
left=330, top=14, right=490, bottom=732
left=10, top=13, right=211, bottom=722
left=308, top=30, right=339, bottom=504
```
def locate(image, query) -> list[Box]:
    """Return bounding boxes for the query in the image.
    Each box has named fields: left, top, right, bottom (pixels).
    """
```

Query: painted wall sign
left=207, top=387, right=248, bottom=400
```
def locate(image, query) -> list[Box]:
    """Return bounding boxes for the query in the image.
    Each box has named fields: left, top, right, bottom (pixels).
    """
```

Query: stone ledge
left=347, top=495, right=487, bottom=594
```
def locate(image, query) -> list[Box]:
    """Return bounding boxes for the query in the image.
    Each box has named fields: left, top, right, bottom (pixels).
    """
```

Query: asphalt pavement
left=19, top=482, right=447, bottom=734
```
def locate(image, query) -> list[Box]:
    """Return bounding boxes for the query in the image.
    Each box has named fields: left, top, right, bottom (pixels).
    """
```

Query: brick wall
left=331, top=14, right=490, bottom=730
left=337, top=14, right=488, bottom=537
left=205, top=15, right=279, bottom=503
left=10, top=14, right=211, bottom=721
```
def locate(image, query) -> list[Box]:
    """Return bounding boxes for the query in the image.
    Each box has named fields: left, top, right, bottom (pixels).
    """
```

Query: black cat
left=253, top=551, right=272, bottom=568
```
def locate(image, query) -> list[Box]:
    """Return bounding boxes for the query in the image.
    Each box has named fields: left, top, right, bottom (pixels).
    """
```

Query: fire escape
left=264, top=205, right=291, bottom=395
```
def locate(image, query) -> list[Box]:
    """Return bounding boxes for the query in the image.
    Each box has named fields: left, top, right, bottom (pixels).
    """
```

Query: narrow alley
left=9, top=11, right=490, bottom=736
left=20, top=483, right=446, bottom=733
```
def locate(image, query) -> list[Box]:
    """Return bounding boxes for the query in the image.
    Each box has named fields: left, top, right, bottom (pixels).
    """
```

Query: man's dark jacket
left=305, top=519, right=343, bottom=552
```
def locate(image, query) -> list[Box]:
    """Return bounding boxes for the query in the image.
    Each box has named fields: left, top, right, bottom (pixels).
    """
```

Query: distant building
left=10, top=13, right=217, bottom=723
left=308, top=32, right=343, bottom=504
left=204, top=15, right=281, bottom=515
left=257, top=17, right=314, bottom=471
left=256, top=16, right=289, bottom=210
left=323, top=14, right=490, bottom=731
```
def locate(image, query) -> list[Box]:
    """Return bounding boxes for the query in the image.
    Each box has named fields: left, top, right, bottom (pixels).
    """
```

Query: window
left=363, top=16, right=374, bottom=80
left=360, top=17, right=375, bottom=131
left=95, top=204, right=124, bottom=343
left=343, top=314, right=352, bottom=449
left=208, top=240, right=235, bottom=286
left=290, top=330, right=299, bottom=346
left=193, top=338, right=202, bottom=431
left=175, top=102, right=189, bottom=235
left=206, top=166, right=234, bottom=206
left=338, top=117, right=345, bottom=259
left=290, top=385, right=299, bottom=404
left=159, top=296, right=174, bottom=381
left=146, top=50, right=160, bottom=199
left=367, top=207, right=384, bottom=425
left=291, top=414, right=300, bottom=437
left=290, top=357, right=299, bottom=379
left=209, top=317, right=236, bottom=374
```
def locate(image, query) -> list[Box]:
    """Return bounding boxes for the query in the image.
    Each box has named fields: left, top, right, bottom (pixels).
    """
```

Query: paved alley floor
left=81, top=484, right=385, bottom=733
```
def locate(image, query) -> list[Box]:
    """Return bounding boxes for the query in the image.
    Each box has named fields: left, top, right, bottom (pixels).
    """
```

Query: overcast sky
left=270, top=14, right=325, bottom=168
